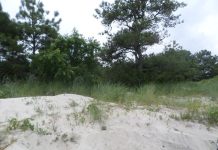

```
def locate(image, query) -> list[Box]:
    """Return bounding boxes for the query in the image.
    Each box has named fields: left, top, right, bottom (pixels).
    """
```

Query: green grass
left=87, top=102, right=103, bottom=122
left=1, top=77, right=218, bottom=125
left=1, top=78, right=218, bottom=106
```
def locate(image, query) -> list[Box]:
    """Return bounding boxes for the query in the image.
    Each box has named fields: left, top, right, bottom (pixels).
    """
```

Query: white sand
left=0, top=94, right=218, bottom=150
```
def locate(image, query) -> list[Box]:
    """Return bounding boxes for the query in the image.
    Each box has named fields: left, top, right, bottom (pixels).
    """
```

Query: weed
left=20, top=119, right=34, bottom=131
left=35, top=127, right=50, bottom=135
left=206, top=106, right=218, bottom=125
left=7, top=118, right=34, bottom=131
left=87, top=102, right=102, bottom=122
left=7, top=118, right=20, bottom=131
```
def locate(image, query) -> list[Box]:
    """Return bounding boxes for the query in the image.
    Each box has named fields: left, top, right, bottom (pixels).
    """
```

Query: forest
left=0, top=0, right=218, bottom=87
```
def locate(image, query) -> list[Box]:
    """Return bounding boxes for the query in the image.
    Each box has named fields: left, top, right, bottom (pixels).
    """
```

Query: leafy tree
left=0, top=3, right=22, bottom=61
left=50, top=30, right=102, bottom=84
left=194, top=50, right=218, bottom=80
left=0, top=3, right=29, bottom=81
left=16, top=0, right=61, bottom=55
left=95, top=0, right=186, bottom=71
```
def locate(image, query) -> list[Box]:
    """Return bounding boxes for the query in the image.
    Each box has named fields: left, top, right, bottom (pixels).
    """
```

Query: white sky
left=1, top=0, right=218, bottom=55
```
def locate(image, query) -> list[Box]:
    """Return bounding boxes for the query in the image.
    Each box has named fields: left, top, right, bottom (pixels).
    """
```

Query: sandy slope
left=0, top=94, right=218, bottom=150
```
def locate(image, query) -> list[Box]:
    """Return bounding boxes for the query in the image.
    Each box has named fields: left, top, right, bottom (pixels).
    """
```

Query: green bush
left=105, top=61, right=145, bottom=86
left=31, top=49, right=74, bottom=82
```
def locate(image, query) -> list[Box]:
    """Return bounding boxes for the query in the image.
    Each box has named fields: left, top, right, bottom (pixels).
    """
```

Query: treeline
left=0, top=0, right=218, bottom=86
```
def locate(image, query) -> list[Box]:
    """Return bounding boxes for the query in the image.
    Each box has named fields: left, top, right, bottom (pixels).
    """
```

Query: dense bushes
left=143, top=49, right=198, bottom=82
left=31, top=49, right=74, bottom=82
left=104, top=61, right=145, bottom=86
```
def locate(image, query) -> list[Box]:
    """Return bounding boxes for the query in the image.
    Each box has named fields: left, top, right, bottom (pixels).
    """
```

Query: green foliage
left=31, top=49, right=74, bottom=81
left=105, top=61, right=145, bottom=86
left=1, top=76, right=218, bottom=100
left=7, top=118, right=20, bottom=131
left=7, top=118, right=34, bottom=131
left=20, top=119, right=34, bottom=131
left=16, top=0, right=61, bottom=55
left=87, top=102, right=102, bottom=122
left=194, top=50, right=218, bottom=80
left=92, top=83, right=129, bottom=103
left=206, top=106, right=218, bottom=125
left=0, top=6, right=22, bottom=59
left=96, top=0, right=186, bottom=70
left=50, top=31, right=102, bottom=84
left=0, top=4, right=28, bottom=81
left=0, top=56, right=29, bottom=81
left=0, top=88, right=11, bottom=98
left=144, top=45, right=198, bottom=82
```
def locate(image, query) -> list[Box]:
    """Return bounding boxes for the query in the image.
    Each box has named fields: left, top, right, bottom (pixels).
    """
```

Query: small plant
left=87, top=102, right=102, bottom=122
left=35, top=127, right=50, bottom=135
left=7, top=118, right=20, bottom=131
left=79, top=116, right=86, bottom=124
left=73, top=112, right=86, bottom=125
left=206, top=106, right=218, bottom=125
left=7, top=118, right=34, bottom=131
left=20, top=119, right=34, bottom=131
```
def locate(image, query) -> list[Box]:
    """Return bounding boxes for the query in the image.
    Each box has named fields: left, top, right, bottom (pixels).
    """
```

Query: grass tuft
left=87, top=102, right=102, bottom=122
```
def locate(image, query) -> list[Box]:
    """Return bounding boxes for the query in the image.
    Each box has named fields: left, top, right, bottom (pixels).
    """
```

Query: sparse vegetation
left=35, top=126, right=50, bottom=135
left=7, top=118, right=34, bottom=131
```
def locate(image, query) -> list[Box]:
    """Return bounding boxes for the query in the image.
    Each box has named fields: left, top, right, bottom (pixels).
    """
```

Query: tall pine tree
left=16, top=0, right=61, bottom=55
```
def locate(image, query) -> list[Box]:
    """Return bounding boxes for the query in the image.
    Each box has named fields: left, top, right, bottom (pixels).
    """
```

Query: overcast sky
left=1, top=0, right=218, bottom=55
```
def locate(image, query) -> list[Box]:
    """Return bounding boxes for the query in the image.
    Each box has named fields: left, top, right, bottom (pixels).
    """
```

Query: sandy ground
left=0, top=94, right=218, bottom=150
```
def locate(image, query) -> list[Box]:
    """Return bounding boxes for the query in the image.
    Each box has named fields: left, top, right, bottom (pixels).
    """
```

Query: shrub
left=31, top=49, right=74, bottom=82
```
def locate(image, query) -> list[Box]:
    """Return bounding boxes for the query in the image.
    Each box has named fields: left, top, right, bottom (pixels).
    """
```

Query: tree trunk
left=32, top=34, right=36, bottom=55
left=135, top=47, right=143, bottom=72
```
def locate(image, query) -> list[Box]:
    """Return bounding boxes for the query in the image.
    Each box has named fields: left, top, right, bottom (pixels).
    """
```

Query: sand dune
left=0, top=94, right=218, bottom=150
